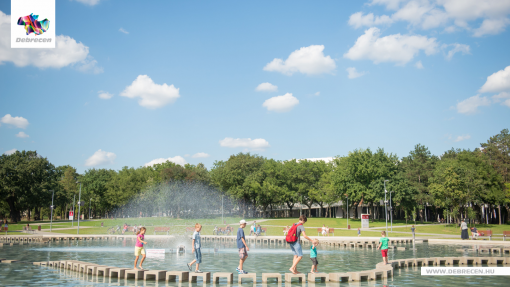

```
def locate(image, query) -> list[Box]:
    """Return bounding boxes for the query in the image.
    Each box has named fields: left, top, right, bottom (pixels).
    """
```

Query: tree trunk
left=498, top=205, right=501, bottom=225
left=7, top=197, right=21, bottom=223
left=419, top=209, right=424, bottom=224
left=28, top=208, right=31, bottom=221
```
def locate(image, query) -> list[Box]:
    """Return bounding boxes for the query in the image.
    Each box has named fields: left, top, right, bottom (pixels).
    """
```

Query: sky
left=1, top=0, right=510, bottom=173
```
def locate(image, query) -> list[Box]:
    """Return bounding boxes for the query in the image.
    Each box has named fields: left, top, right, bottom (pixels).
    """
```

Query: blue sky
left=1, top=0, right=510, bottom=173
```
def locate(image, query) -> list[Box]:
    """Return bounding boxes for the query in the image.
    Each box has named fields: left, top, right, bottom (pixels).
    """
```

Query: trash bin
left=348, top=225, right=351, bottom=230
left=38, top=225, right=41, bottom=231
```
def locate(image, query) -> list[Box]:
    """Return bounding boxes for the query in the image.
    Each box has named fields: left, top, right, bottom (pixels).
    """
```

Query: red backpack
left=286, top=223, right=302, bottom=243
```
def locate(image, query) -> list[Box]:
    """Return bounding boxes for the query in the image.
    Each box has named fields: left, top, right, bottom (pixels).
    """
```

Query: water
left=0, top=238, right=508, bottom=286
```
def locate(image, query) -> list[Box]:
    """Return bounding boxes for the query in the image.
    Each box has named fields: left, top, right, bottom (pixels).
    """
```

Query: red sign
left=362, top=214, right=369, bottom=219
left=69, top=211, right=74, bottom=217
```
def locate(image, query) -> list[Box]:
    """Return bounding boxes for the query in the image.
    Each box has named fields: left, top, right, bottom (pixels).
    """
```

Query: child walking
left=357, top=228, right=361, bottom=237
left=237, top=219, right=249, bottom=274
left=134, top=227, right=147, bottom=269
left=377, top=231, right=389, bottom=265
left=310, top=239, right=319, bottom=273
left=187, top=223, right=203, bottom=273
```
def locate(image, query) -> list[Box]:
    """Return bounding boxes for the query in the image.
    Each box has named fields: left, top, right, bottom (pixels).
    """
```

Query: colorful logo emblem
left=17, top=13, right=50, bottom=36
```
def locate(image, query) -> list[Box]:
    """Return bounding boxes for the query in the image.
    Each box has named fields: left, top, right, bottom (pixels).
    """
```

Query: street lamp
left=72, top=194, right=75, bottom=227
left=389, top=190, right=394, bottom=232
left=49, top=190, right=54, bottom=232
left=384, top=180, right=389, bottom=233
left=89, top=198, right=92, bottom=220
left=76, top=181, right=82, bottom=235
left=346, top=195, right=349, bottom=229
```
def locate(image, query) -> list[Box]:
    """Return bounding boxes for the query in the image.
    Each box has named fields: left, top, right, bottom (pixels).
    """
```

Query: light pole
left=222, top=195, right=224, bottom=224
left=89, top=198, right=92, bottom=219
left=389, top=190, right=394, bottom=232
left=50, top=190, right=54, bottom=232
left=72, top=194, right=75, bottom=227
left=384, top=180, right=389, bottom=233
left=77, top=181, right=82, bottom=235
left=346, top=195, right=349, bottom=229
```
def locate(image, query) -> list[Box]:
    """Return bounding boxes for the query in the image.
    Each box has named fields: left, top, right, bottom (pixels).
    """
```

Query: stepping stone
left=348, top=271, right=370, bottom=281
left=213, top=272, right=233, bottom=283
left=460, top=257, right=475, bottom=265
left=285, top=273, right=305, bottom=283
left=491, top=248, right=502, bottom=253
left=262, top=273, right=281, bottom=283
left=95, top=266, right=112, bottom=276
left=307, top=272, right=329, bottom=282
left=33, top=261, right=48, bottom=266
left=144, top=270, right=167, bottom=281
left=489, top=257, right=506, bottom=265
left=1, top=260, right=18, bottom=264
left=367, top=269, right=384, bottom=280
left=397, top=247, right=406, bottom=251
left=329, top=272, right=350, bottom=282
left=109, top=268, right=130, bottom=279
left=238, top=273, right=256, bottom=284
left=189, top=271, right=211, bottom=283
left=83, top=264, right=100, bottom=274
left=125, top=269, right=145, bottom=280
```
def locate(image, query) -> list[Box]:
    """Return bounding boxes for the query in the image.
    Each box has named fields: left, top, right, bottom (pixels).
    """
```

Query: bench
left=185, top=227, right=195, bottom=234
left=478, top=230, right=492, bottom=240
left=329, top=228, right=335, bottom=236
left=23, top=226, right=36, bottom=234
left=154, top=227, right=170, bottom=235
left=260, top=227, right=267, bottom=235
left=503, top=231, right=510, bottom=241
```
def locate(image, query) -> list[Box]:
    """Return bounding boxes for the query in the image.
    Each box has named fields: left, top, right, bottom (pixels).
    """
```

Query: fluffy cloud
left=444, top=43, right=470, bottom=60
left=415, top=60, right=424, bottom=69
left=456, top=95, right=490, bottom=114
left=4, top=149, right=17, bottom=155
left=492, top=92, right=510, bottom=107
left=219, top=138, right=270, bottom=150
left=314, top=92, right=320, bottom=96
left=454, top=134, right=471, bottom=142
left=349, top=0, right=510, bottom=36
left=15, top=131, right=29, bottom=138
left=344, top=27, right=438, bottom=65
left=74, top=0, right=101, bottom=5
left=346, top=67, right=367, bottom=79
left=98, top=91, right=113, bottom=99
left=263, top=45, right=336, bottom=75
left=255, top=82, right=278, bottom=92
left=348, top=12, right=393, bottom=28
left=191, top=152, right=210, bottom=158
left=262, top=93, right=299, bottom=112
left=119, top=28, right=129, bottom=34
left=120, top=75, right=181, bottom=109
left=0, top=11, right=102, bottom=72
left=479, top=65, right=510, bottom=93
left=144, top=156, right=187, bottom=167
left=1, top=114, right=29, bottom=129
left=85, top=149, right=116, bottom=166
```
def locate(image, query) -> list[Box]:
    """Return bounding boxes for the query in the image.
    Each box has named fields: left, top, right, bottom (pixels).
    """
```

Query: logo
left=17, top=13, right=50, bottom=35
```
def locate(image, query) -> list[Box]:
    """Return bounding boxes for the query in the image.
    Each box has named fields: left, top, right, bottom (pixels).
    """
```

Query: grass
left=261, top=218, right=433, bottom=229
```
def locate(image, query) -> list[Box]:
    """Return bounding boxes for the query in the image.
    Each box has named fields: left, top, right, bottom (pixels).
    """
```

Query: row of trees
left=1, top=129, right=509, bottom=224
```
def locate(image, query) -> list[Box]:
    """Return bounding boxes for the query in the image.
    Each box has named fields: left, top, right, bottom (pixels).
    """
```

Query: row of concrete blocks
left=0, top=236, right=44, bottom=243
left=202, top=236, right=412, bottom=247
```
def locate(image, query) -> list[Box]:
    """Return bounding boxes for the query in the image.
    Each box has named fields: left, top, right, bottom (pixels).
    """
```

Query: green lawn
left=261, top=218, right=431, bottom=229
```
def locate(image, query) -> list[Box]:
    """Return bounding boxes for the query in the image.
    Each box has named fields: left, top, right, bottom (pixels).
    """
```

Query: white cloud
left=370, top=0, right=406, bottom=10
left=415, top=60, right=424, bottom=69
left=1, top=114, right=29, bottom=129
left=219, top=138, right=270, bottom=150
left=262, top=93, right=299, bottom=113
left=456, top=95, right=490, bottom=114
left=98, top=91, right=113, bottom=99
left=444, top=43, right=470, bottom=60
left=314, top=91, right=320, bottom=96
left=119, top=28, right=129, bottom=34
left=479, top=65, right=510, bottom=93
left=15, top=131, right=29, bottom=138
left=454, top=134, right=471, bottom=142
left=0, top=11, right=102, bottom=72
left=191, top=152, right=210, bottom=158
left=344, top=27, right=438, bottom=65
left=4, top=149, right=17, bottom=155
left=255, top=82, right=278, bottom=92
left=492, top=92, right=510, bottom=107
left=85, top=149, right=116, bottom=166
left=120, top=75, right=181, bottom=109
left=144, top=156, right=187, bottom=167
left=263, top=45, right=336, bottom=75
left=348, top=12, right=393, bottom=28
left=74, top=0, right=101, bottom=6
left=473, top=18, right=510, bottom=37
left=346, top=67, right=367, bottom=79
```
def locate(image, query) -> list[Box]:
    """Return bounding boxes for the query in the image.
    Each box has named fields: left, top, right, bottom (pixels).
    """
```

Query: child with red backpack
left=286, top=215, right=313, bottom=274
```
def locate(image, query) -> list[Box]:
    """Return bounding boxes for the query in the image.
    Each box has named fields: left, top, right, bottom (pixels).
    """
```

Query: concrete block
left=473, top=257, right=490, bottom=265
left=479, top=248, right=490, bottom=253
left=1, top=260, right=17, bottom=264
left=307, top=272, right=329, bottom=282
left=144, top=270, right=167, bottom=281
left=367, top=269, right=384, bottom=280
left=189, top=271, right=211, bottom=283
left=109, top=268, right=130, bottom=279
left=95, top=266, right=111, bottom=277
left=489, top=257, right=505, bottom=265
left=83, top=264, right=100, bottom=274
left=460, top=257, right=475, bottom=266
left=125, top=269, right=145, bottom=280
left=285, top=273, right=306, bottom=283
left=262, top=273, right=281, bottom=283
left=491, top=248, right=502, bottom=253
left=348, top=271, right=370, bottom=281
left=502, top=248, right=510, bottom=254
left=377, top=266, right=393, bottom=278
left=238, top=273, right=256, bottom=284
left=213, top=272, right=233, bottom=283
left=33, top=261, right=48, bottom=266
left=397, top=247, right=406, bottom=251
left=422, top=258, right=436, bottom=266
left=166, top=271, right=189, bottom=282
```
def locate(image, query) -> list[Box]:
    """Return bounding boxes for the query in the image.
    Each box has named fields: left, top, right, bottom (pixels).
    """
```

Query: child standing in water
left=310, top=239, right=319, bottom=273
left=187, top=223, right=203, bottom=273
left=377, top=231, right=389, bottom=265
left=134, top=227, right=147, bottom=269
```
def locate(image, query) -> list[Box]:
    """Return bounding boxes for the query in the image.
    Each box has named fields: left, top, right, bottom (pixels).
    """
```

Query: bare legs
left=238, top=254, right=248, bottom=271
left=289, top=255, right=302, bottom=274
left=134, top=254, right=146, bottom=269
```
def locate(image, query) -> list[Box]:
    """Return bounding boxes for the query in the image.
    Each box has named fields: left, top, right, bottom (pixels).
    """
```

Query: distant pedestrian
left=187, top=223, right=203, bottom=273
left=250, top=221, right=256, bottom=236
left=310, top=239, right=320, bottom=273
left=287, top=215, right=313, bottom=274
left=357, top=228, right=361, bottom=237
left=411, top=225, right=416, bottom=241
left=377, top=231, right=389, bottom=265
left=321, top=224, right=327, bottom=236
left=460, top=219, right=469, bottom=240
left=237, top=220, right=249, bottom=274
left=133, top=227, right=147, bottom=269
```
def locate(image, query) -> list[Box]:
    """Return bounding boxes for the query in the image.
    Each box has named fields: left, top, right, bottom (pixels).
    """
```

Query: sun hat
left=240, top=219, right=246, bottom=224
